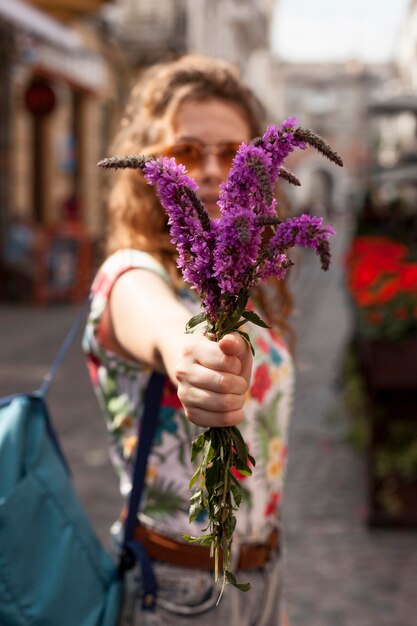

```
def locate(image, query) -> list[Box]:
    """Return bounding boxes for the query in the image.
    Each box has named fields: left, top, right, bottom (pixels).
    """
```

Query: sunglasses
left=162, top=141, right=241, bottom=172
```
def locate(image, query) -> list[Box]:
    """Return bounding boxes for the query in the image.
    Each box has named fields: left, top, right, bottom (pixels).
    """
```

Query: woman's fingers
left=175, top=333, right=252, bottom=429
left=177, top=363, right=247, bottom=395
left=177, top=384, right=244, bottom=414
left=180, top=406, right=245, bottom=429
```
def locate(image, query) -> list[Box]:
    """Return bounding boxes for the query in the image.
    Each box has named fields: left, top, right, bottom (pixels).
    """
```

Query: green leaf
left=237, top=330, right=255, bottom=356
left=224, top=570, right=251, bottom=592
left=205, top=462, right=220, bottom=494
left=199, top=535, right=214, bottom=547
left=236, top=289, right=250, bottom=315
left=189, top=496, right=204, bottom=523
left=233, top=319, right=250, bottom=330
left=248, top=452, right=256, bottom=467
left=230, top=427, right=249, bottom=465
left=183, top=534, right=214, bottom=548
left=182, top=534, right=201, bottom=542
left=230, top=481, right=242, bottom=508
left=185, top=312, right=207, bottom=333
left=242, top=310, right=271, bottom=328
left=191, top=433, right=206, bottom=462
left=189, top=466, right=201, bottom=489
left=233, top=457, right=252, bottom=476
left=189, top=493, right=204, bottom=522
left=190, top=489, right=203, bottom=504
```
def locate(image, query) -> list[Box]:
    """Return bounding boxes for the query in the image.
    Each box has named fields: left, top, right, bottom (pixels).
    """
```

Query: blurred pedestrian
left=83, top=54, right=294, bottom=625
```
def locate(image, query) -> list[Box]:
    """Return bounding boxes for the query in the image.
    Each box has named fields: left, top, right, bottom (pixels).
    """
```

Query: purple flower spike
left=212, top=120, right=310, bottom=298
left=218, top=144, right=275, bottom=218
left=256, top=253, right=292, bottom=283
left=213, top=208, right=262, bottom=295
left=101, top=120, right=338, bottom=325
left=253, top=121, right=306, bottom=185
left=265, top=214, right=336, bottom=271
left=142, top=158, right=220, bottom=317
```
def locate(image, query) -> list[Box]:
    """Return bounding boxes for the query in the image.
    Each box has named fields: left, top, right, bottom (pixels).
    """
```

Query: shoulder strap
left=122, top=371, right=165, bottom=545
left=118, top=371, right=165, bottom=610
left=38, top=298, right=91, bottom=396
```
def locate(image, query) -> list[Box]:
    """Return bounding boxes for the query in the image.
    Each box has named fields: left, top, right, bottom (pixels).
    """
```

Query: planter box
left=358, top=335, right=417, bottom=390
left=366, top=390, right=417, bottom=528
left=368, top=472, right=417, bottom=529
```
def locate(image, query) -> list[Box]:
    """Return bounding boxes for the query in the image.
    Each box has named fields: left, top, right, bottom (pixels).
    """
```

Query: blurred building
left=277, top=61, right=393, bottom=217
left=101, top=0, right=283, bottom=122
left=186, top=0, right=284, bottom=122
left=0, top=0, right=286, bottom=302
left=100, top=0, right=187, bottom=67
left=366, top=0, right=417, bottom=209
left=0, top=0, right=122, bottom=302
left=368, top=0, right=417, bottom=170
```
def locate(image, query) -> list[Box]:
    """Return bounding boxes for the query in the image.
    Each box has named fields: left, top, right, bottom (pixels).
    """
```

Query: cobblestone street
left=1, top=215, right=416, bottom=625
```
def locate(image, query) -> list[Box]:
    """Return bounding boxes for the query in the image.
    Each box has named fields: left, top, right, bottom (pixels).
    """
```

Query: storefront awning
left=0, top=0, right=84, bottom=50
left=0, top=0, right=107, bottom=91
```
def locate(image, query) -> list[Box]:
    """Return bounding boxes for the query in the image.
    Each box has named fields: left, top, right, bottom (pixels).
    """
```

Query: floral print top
left=82, top=249, right=294, bottom=542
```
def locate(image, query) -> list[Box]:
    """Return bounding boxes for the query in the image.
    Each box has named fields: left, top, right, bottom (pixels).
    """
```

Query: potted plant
left=346, top=235, right=417, bottom=389
left=342, top=344, right=417, bottom=527
left=344, top=234, right=417, bottom=526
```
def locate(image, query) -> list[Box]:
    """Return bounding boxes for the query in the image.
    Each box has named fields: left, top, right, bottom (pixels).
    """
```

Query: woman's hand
left=175, top=332, right=252, bottom=428
left=108, top=270, right=252, bottom=425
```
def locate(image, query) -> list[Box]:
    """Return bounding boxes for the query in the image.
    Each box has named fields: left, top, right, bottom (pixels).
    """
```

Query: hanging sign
left=24, top=78, right=56, bottom=116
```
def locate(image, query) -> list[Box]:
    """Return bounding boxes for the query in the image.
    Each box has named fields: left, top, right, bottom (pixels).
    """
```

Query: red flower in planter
left=346, top=235, right=417, bottom=340
left=368, top=310, right=383, bottom=325
left=346, top=236, right=407, bottom=268
left=399, top=264, right=417, bottom=291
left=394, top=306, right=408, bottom=321
left=373, top=277, right=402, bottom=305
left=349, top=264, right=383, bottom=291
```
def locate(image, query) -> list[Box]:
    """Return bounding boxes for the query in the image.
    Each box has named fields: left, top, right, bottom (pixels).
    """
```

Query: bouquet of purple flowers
left=99, top=117, right=342, bottom=597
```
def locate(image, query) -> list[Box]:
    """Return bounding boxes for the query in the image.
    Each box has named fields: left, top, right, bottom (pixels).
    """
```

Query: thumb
left=219, top=332, right=248, bottom=358
left=219, top=333, right=252, bottom=384
left=220, top=332, right=252, bottom=380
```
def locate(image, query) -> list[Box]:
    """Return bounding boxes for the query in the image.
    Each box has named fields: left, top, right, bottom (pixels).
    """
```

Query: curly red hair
left=104, top=54, right=294, bottom=347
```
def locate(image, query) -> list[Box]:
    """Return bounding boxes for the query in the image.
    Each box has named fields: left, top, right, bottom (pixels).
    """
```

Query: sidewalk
left=283, top=217, right=417, bottom=626
left=1, top=217, right=416, bottom=625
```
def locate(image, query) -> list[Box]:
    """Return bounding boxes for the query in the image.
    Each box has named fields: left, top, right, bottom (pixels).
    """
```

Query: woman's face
left=164, top=98, right=251, bottom=218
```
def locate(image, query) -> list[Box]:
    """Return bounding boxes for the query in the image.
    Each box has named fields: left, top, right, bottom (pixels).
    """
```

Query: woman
left=83, top=54, right=293, bottom=626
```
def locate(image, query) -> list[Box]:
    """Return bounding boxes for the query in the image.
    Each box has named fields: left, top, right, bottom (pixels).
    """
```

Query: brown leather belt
left=131, top=524, right=280, bottom=571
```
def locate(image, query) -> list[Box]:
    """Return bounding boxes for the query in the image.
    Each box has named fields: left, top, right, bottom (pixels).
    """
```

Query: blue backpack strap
left=30, top=296, right=164, bottom=609
left=38, top=298, right=91, bottom=396
left=118, top=371, right=165, bottom=610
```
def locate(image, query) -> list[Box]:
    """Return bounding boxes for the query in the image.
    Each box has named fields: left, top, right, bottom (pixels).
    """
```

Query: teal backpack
left=0, top=304, right=164, bottom=626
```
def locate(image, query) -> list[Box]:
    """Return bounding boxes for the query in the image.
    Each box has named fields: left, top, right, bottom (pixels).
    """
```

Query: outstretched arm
left=106, top=268, right=252, bottom=428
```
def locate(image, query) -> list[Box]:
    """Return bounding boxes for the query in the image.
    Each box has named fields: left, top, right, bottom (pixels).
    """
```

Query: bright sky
left=273, top=0, right=411, bottom=63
